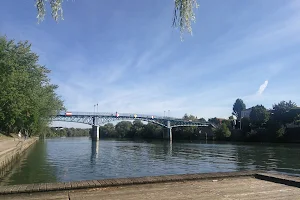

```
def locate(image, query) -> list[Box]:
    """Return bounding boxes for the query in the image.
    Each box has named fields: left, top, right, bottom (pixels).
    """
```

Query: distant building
left=241, top=108, right=252, bottom=118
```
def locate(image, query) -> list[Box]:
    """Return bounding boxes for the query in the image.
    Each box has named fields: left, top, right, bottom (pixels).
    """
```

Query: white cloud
left=257, top=80, right=269, bottom=95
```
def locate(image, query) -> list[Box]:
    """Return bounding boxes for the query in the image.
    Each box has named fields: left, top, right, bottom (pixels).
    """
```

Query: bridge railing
left=57, top=111, right=177, bottom=120
left=55, top=111, right=212, bottom=125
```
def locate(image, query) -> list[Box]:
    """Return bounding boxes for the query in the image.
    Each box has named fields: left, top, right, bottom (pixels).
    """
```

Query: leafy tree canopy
left=0, top=36, right=64, bottom=135
left=272, top=101, right=298, bottom=125
left=232, top=99, right=246, bottom=119
left=249, top=105, right=270, bottom=128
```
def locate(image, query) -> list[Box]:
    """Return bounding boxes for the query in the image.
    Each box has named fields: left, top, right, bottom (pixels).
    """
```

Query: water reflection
left=2, top=138, right=300, bottom=185
left=91, top=141, right=99, bottom=165
left=0, top=141, right=57, bottom=185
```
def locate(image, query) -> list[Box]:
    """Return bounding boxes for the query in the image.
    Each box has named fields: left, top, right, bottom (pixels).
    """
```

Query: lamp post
left=164, top=111, right=166, bottom=118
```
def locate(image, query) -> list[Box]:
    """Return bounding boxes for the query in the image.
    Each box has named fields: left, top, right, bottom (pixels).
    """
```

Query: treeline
left=0, top=36, right=64, bottom=136
left=44, top=128, right=90, bottom=138
left=213, top=99, right=300, bottom=142
left=99, top=121, right=164, bottom=139
left=98, top=118, right=210, bottom=141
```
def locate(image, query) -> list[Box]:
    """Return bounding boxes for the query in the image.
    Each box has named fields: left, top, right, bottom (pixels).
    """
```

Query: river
left=1, top=137, right=300, bottom=185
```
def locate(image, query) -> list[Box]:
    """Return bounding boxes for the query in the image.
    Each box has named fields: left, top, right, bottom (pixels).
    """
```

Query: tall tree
left=0, top=36, right=64, bottom=135
left=249, top=105, right=270, bottom=128
left=34, top=0, right=199, bottom=39
left=232, top=99, right=246, bottom=120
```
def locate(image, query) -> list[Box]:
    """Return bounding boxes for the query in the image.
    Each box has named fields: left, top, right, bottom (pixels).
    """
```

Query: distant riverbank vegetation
left=44, top=128, right=90, bottom=138
left=213, top=99, right=300, bottom=143
left=94, top=99, right=300, bottom=143
left=0, top=36, right=64, bottom=136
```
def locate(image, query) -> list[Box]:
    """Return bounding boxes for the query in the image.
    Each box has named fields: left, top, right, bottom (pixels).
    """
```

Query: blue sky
left=1, top=0, right=300, bottom=124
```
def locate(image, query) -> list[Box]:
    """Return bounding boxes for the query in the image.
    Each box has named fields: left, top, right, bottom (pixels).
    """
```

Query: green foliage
left=115, top=121, right=132, bottom=138
left=0, top=36, right=64, bottom=135
left=173, top=0, right=199, bottom=39
left=44, top=127, right=90, bottom=138
left=250, top=105, right=270, bottom=128
left=34, top=0, right=198, bottom=40
left=130, top=120, right=144, bottom=138
left=232, top=99, right=246, bottom=120
left=241, top=117, right=251, bottom=133
left=183, top=113, right=197, bottom=121
left=213, top=123, right=231, bottom=140
left=100, top=123, right=116, bottom=138
left=272, top=101, right=298, bottom=126
left=221, top=119, right=231, bottom=129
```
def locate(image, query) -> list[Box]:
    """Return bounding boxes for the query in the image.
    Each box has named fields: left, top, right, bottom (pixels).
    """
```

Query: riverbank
left=0, top=171, right=299, bottom=199
left=0, top=137, right=38, bottom=179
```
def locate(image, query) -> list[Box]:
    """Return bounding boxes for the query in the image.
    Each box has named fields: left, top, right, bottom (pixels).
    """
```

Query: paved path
left=0, top=139, right=23, bottom=156
left=2, top=177, right=300, bottom=200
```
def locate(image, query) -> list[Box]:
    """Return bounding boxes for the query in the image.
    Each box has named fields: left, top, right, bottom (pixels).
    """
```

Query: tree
left=115, top=121, right=132, bottom=138
left=0, top=36, right=64, bottom=135
left=130, top=120, right=144, bottom=138
left=183, top=114, right=197, bottom=121
left=232, top=99, right=246, bottom=120
left=213, top=123, right=231, bottom=140
left=272, top=101, right=298, bottom=127
left=34, top=0, right=199, bottom=39
left=249, top=105, right=270, bottom=128
left=101, top=123, right=116, bottom=137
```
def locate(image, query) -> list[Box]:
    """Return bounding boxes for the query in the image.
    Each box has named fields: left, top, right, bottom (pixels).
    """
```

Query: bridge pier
left=163, top=121, right=172, bottom=141
left=91, top=125, right=99, bottom=141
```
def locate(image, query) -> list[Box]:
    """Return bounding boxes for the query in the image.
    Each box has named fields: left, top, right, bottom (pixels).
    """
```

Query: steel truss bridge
left=51, top=112, right=214, bottom=129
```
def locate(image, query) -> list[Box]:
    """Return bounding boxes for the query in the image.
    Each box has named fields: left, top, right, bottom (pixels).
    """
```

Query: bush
left=214, top=123, right=231, bottom=140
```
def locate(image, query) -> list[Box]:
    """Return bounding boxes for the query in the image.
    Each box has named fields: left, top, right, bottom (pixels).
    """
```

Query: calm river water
left=1, top=137, right=300, bottom=185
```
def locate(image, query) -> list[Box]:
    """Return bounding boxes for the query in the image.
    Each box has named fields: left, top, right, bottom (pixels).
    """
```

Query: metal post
left=96, top=103, right=98, bottom=113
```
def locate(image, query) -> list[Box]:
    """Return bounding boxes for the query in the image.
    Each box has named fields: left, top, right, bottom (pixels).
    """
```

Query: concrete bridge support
left=163, top=121, right=172, bottom=141
left=91, top=125, right=99, bottom=141
left=91, top=116, right=99, bottom=141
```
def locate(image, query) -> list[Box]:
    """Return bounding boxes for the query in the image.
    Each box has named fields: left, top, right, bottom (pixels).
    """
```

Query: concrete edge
left=0, top=170, right=260, bottom=195
left=255, top=173, right=300, bottom=188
